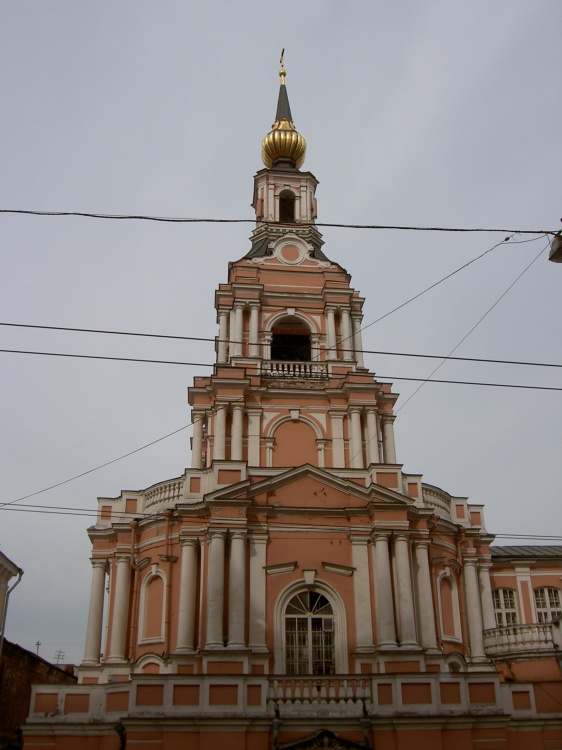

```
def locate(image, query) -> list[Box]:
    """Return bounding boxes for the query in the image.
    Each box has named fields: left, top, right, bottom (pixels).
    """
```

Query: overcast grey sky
left=1, top=1, right=561, bottom=665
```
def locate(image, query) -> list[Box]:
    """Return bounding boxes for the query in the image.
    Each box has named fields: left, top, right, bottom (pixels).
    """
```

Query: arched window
left=139, top=572, right=165, bottom=643
left=279, top=190, right=296, bottom=223
left=271, top=316, right=311, bottom=362
left=535, top=587, right=561, bottom=623
left=492, top=589, right=518, bottom=626
left=284, top=591, right=335, bottom=675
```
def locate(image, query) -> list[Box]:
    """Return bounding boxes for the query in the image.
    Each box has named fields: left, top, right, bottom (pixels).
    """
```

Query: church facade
left=24, top=66, right=562, bottom=750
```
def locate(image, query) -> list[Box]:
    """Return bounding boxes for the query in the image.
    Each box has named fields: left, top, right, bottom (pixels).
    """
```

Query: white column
left=349, top=408, right=364, bottom=469
left=82, top=559, right=107, bottom=665
left=341, top=308, right=353, bottom=361
left=214, top=405, right=227, bottom=461
left=228, top=531, right=246, bottom=648
left=229, top=308, right=236, bottom=356
left=310, top=334, right=320, bottom=363
left=393, top=534, right=418, bottom=647
left=248, top=534, right=268, bottom=652
left=351, top=537, right=374, bottom=651
left=326, top=308, right=337, bottom=360
left=381, top=415, right=397, bottom=464
left=191, top=412, right=204, bottom=470
left=478, top=564, right=497, bottom=632
left=263, top=332, right=272, bottom=361
left=249, top=305, right=260, bottom=358
left=234, top=303, right=244, bottom=356
left=353, top=315, right=365, bottom=368
left=365, top=409, right=380, bottom=465
left=231, top=404, right=244, bottom=461
left=413, top=541, right=438, bottom=651
left=373, top=533, right=397, bottom=647
left=107, top=555, right=131, bottom=662
left=176, top=539, right=198, bottom=653
left=463, top=557, right=486, bottom=659
left=247, top=409, right=261, bottom=466
left=217, top=310, right=229, bottom=363
left=206, top=530, right=226, bottom=648
left=330, top=413, right=345, bottom=467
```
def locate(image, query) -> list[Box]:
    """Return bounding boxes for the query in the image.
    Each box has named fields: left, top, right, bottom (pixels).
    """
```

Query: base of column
left=173, top=647, right=196, bottom=655
left=80, top=659, right=101, bottom=667
left=105, top=656, right=128, bottom=665
left=399, top=642, right=422, bottom=650
left=377, top=641, right=398, bottom=650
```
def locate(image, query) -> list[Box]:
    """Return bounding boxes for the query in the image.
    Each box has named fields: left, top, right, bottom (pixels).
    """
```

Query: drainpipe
left=0, top=569, right=24, bottom=659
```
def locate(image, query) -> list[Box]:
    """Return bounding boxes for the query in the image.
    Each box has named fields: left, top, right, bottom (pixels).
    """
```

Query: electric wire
left=0, top=208, right=556, bottom=236
left=396, top=241, right=549, bottom=413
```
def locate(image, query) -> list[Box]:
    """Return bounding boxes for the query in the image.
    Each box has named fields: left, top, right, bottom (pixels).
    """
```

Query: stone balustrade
left=483, top=623, right=557, bottom=659
left=267, top=676, right=370, bottom=705
left=262, top=361, right=328, bottom=379
left=421, top=485, right=452, bottom=519
left=144, top=478, right=184, bottom=510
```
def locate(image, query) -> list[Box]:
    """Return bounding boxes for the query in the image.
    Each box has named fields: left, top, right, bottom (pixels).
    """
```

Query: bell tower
left=188, top=63, right=399, bottom=473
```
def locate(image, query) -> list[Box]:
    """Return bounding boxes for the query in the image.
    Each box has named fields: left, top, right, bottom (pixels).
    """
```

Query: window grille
left=534, top=587, right=561, bottom=623
left=492, top=588, right=518, bottom=626
left=284, top=591, right=335, bottom=675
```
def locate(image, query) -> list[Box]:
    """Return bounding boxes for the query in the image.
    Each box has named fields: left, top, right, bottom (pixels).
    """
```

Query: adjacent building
left=24, top=65, right=562, bottom=750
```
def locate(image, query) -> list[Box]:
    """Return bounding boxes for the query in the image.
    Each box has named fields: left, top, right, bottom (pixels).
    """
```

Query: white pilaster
left=326, top=308, right=337, bottom=360
left=413, top=541, right=438, bottom=650
left=248, top=534, right=268, bottom=652
left=107, top=555, right=131, bottom=663
left=381, top=415, right=397, bottom=464
left=176, top=539, right=198, bottom=653
left=351, top=537, right=374, bottom=651
left=82, top=559, right=107, bottom=665
left=205, top=530, right=226, bottom=648
left=478, top=563, right=497, bottom=632
left=214, top=405, right=227, bottom=461
left=217, top=310, right=229, bottom=363
left=263, top=331, right=272, bottom=361
left=349, top=408, right=364, bottom=469
left=228, top=531, right=246, bottom=648
left=463, top=557, right=486, bottom=659
left=247, top=409, right=261, bottom=466
left=249, top=304, right=260, bottom=357
left=191, top=412, right=204, bottom=470
left=373, top=533, right=397, bottom=647
left=330, top=413, right=345, bottom=468
left=352, top=315, right=365, bottom=368
left=341, top=308, right=353, bottom=361
left=394, top=534, right=418, bottom=647
left=231, top=404, right=244, bottom=461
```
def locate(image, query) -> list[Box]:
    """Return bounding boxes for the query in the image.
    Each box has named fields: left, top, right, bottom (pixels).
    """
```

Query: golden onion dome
left=261, top=63, right=306, bottom=169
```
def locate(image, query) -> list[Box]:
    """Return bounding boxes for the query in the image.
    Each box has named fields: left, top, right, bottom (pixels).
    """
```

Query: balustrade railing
left=483, top=623, right=556, bottom=657
left=267, top=676, right=370, bottom=704
left=421, top=485, right=452, bottom=518
left=262, top=361, right=328, bottom=379
left=144, top=478, right=184, bottom=509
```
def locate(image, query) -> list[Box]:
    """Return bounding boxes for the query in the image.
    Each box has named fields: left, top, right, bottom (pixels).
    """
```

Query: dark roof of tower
left=275, top=81, right=293, bottom=122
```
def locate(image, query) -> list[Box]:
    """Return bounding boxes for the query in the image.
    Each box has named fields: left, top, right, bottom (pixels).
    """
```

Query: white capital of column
left=249, top=305, right=260, bottom=358
left=394, top=534, right=418, bottom=647
left=228, top=531, right=247, bottom=648
left=107, top=556, right=131, bottom=663
left=413, top=541, right=438, bottom=651
left=231, top=404, right=244, bottom=461
left=463, top=557, right=486, bottom=659
left=341, top=308, right=353, bottom=361
left=373, top=533, right=397, bottom=647
left=381, top=416, right=397, bottom=464
left=349, top=408, right=364, bottom=469
left=206, top=530, right=226, bottom=648
left=176, top=539, right=199, bottom=653
left=82, top=559, right=107, bottom=665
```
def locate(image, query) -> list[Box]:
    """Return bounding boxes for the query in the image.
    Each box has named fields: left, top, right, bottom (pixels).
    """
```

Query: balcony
left=483, top=623, right=558, bottom=659
left=262, top=360, right=328, bottom=381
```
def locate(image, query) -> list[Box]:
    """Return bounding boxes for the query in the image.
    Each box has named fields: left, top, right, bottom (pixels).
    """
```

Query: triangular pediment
left=205, top=464, right=412, bottom=511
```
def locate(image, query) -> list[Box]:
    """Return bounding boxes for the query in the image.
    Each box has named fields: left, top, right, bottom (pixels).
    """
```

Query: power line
left=1, top=349, right=560, bottom=390
left=2, top=322, right=561, bottom=370
left=0, top=208, right=555, bottom=236
left=397, top=243, right=548, bottom=413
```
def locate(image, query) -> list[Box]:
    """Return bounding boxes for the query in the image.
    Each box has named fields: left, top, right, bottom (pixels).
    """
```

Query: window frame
left=534, top=587, right=561, bottom=623
left=492, top=588, right=518, bottom=627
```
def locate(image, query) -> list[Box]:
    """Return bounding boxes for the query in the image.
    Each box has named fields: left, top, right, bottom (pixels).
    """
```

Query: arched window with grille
left=534, top=587, right=561, bottom=623
left=492, top=588, right=518, bottom=626
left=284, top=591, right=335, bottom=675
